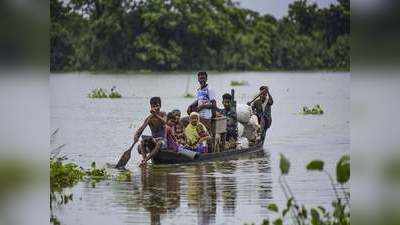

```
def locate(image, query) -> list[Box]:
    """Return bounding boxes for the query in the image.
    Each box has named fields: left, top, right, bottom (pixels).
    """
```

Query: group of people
left=132, top=71, right=273, bottom=167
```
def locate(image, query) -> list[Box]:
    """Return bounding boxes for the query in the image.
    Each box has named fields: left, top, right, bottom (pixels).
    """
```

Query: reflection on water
left=50, top=72, right=349, bottom=225
left=92, top=157, right=272, bottom=225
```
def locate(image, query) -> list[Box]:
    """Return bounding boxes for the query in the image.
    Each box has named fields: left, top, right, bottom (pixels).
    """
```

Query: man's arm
left=197, top=100, right=216, bottom=110
left=144, top=141, right=161, bottom=162
left=198, top=134, right=210, bottom=143
left=251, top=101, right=259, bottom=114
left=187, top=100, right=198, bottom=114
left=133, top=115, right=151, bottom=142
left=267, top=91, right=273, bottom=106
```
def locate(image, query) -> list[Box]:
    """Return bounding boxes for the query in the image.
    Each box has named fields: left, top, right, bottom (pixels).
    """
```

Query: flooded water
left=50, top=72, right=350, bottom=225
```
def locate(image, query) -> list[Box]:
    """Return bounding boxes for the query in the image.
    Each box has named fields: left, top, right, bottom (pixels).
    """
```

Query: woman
left=184, top=112, right=210, bottom=153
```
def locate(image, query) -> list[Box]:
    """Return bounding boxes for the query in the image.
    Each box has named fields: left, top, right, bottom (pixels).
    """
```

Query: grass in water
left=183, top=93, right=195, bottom=98
left=108, top=91, right=122, bottom=98
left=88, top=88, right=108, bottom=98
left=117, top=171, right=132, bottom=182
left=50, top=159, right=85, bottom=193
left=88, top=88, right=122, bottom=98
left=301, top=104, right=324, bottom=115
left=230, top=80, right=249, bottom=86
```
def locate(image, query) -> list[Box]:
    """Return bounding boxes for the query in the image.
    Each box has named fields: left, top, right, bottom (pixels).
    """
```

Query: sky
left=236, top=0, right=339, bottom=18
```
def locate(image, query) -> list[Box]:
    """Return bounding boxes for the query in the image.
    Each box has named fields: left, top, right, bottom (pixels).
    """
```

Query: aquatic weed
left=183, top=93, right=195, bottom=98
left=86, top=161, right=109, bottom=182
left=50, top=159, right=85, bottom=193
left=88, top=88, right=108, bottom=98
left=116, top=171, right=132, bottom=182
left=88, top=88, right=122, bottom=98
left=230, top=80, right=249, bottom=86
left=248, top=155, right=350, bottom=225
left=301, top=104, right=324, bottom=115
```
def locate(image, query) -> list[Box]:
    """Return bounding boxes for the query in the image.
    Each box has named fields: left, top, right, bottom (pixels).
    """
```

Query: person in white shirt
left=186, top=71, right=216, bottom=132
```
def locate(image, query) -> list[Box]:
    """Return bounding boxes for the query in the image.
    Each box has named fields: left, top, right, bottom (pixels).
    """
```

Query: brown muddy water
left=50, top=72, right=350, bottom=225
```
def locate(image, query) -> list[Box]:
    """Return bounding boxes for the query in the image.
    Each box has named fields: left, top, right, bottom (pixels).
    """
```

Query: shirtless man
left=133, top=97, right=167, bottom=166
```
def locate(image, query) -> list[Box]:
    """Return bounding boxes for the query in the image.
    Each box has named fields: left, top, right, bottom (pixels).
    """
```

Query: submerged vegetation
left=50, top=158, right=109, bottom=224
left=301, top=105, right=324, bottom=115
left=109, top=91, right=122, bottom=98
left=246, top=154, right=350, bottom=225
left=88, top=88, right=122, bottom=98
left=50, top=159, right=85, bottom=193
left=51, top=0, right=349, bottom=72
left=50, top=159, right=109, bottom=192
left=230, top=80, right=249, bottom=86
left=183, top=93, right=195, bottom=98
left=88, top=88, right=108, bottom=98
left=117, top=171, right=132, bottom=182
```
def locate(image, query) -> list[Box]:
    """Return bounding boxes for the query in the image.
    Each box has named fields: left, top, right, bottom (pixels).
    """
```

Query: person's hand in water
left=139, top=159, right=147, bottom=167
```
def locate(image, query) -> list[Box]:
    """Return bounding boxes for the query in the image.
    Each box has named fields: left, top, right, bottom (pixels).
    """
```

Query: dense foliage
left=51, top=0, right=349, bottom=72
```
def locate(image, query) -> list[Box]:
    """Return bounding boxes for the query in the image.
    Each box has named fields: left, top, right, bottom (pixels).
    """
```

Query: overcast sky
left=236, top=0, right=339, bottom=18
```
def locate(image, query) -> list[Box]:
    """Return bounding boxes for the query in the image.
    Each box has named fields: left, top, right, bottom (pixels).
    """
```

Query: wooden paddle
left=246, top=89, right=267, bottom=106
left=115, top=142, right=137, bottom=169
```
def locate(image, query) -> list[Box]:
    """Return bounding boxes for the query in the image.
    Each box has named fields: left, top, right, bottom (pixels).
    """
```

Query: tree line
left=50, top=0, right=350, bottom=72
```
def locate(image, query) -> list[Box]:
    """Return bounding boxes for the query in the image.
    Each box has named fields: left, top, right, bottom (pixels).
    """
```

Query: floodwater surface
left=50, top=72, right=350, bottom=225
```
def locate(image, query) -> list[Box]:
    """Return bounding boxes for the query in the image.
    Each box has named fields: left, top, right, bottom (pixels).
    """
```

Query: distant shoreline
left=51, top=69, right=350, bottom=75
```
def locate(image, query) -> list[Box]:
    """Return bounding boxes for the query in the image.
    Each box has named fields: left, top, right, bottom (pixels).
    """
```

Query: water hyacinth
left=50, top=159, right=85, bottom=193
left=301, top=104, right=324, bottom=115
left=230, top=80, right=249, bottom=86
left=88, top=87, right=122, bottom=98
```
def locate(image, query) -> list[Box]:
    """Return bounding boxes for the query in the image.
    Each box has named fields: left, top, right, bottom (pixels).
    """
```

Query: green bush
left=50, top=0, right=349, bottom=72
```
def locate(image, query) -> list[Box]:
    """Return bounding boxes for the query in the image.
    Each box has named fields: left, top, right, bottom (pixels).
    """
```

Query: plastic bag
left=236, top=104, right=251, bottom=124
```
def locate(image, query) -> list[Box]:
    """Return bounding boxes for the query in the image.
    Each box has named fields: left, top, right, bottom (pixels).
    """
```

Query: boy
left=184, top=112, right=210, bottom=153
left=133, top=97, right=167, bottom=166
left=217, top=93, right=238, bottom=147
left=250, top=86, right=273, bottom=144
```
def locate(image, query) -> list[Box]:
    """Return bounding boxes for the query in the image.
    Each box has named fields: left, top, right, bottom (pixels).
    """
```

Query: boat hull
left=152, top=144, right=264, bottom=165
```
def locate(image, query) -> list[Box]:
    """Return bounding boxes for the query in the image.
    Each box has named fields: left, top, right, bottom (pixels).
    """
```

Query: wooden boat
left=152, top=89, right=266, bottom=165
left=152, top=143, right=265, bottom=165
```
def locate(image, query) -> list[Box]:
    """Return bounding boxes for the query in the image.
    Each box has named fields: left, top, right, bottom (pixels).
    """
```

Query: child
left=174, top=123, right=186, bottom=146
left=218, top=93, right=238, bottom=147
left=165, top=112, right=179, bottom=151
left=171, top=109, right=181, bottom=126
left=184, top=112, right=210, bottom=153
